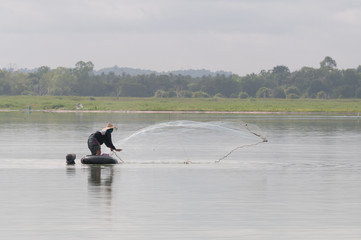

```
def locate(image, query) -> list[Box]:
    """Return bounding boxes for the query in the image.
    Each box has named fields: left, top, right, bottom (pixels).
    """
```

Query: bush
left=214, top=93, right=225, bottom=98
left=285, top=86, right=300, bottom=96
left=21, top=90, right=33, bottom=95
left=256, top=87, right=272, bottom=98
left=192, top=91, right=210, bottom=98
left=154, top=90, right=179, bottom=98
left=51, top=104, right=65, bottom=109
left=286, top=93, right=300, bottom=99
left=316, top=91, right=328, bottom=99
left=178, top=90, right=192, bottom=98
left=238, top=92, right=249, bottom=99
left=154, top=90, right=168, bottom=98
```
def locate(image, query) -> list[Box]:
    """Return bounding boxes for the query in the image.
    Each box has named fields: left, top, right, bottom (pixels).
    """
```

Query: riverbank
left=0, top=109, right=353, bottom=115
left=1, top=96, right=361, bottom=114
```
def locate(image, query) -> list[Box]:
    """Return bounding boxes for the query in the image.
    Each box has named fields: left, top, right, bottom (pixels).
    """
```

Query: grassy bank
left=1, top=96, right=361, bottom=114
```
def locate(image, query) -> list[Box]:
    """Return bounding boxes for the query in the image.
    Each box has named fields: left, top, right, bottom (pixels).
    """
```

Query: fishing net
left=115, top=120, right=267, bottom=164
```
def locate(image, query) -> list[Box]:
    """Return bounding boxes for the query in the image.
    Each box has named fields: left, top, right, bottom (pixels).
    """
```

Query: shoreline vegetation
left=3, top=58, right=361, bottom=100
left=1, top=96, right=361, bottom=115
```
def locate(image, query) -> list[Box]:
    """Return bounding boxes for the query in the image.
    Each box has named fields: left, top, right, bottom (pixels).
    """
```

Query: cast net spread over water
left=115, top=120, right=267, bottom=164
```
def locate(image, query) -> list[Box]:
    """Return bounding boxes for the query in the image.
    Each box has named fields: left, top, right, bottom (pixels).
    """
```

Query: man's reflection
left=88, top=165, right=114, bottom=187
left=87, top=165, right=115, bottom=212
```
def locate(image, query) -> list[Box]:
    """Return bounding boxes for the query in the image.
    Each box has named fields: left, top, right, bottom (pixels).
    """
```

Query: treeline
left=1, top=57, right=361, bottom=98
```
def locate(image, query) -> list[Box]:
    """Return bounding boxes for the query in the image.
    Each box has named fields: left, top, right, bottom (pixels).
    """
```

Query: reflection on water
left=87, top=166, right=114, bottom=207
left=88, top=165, right=114, bottom=187
left=1, top=112, right=361, bottom=240
left=66, top=165, right=76, bottom=176
left=87, top=165, right=115, bottom=223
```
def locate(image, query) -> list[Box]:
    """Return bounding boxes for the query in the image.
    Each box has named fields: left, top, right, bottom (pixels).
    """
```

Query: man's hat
left=104, top=122, right=117, bottom=130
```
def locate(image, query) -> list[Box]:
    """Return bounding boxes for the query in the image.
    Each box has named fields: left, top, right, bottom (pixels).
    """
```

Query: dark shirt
left=92, top=129, right=116, bottom=150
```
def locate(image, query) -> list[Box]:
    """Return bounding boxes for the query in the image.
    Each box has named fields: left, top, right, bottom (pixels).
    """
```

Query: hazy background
left=1, top=0, right=361, bottom=75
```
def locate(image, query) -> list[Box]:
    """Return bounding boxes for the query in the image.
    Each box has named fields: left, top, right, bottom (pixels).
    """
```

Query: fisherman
left=87, top=123, right=122, bottom=155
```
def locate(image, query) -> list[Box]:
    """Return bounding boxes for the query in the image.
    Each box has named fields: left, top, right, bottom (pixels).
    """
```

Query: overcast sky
left=1, top=0, right=361, bottom=75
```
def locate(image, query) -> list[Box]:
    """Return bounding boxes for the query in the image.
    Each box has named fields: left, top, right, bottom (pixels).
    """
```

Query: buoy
left=66, top=153, right=76, bottom=164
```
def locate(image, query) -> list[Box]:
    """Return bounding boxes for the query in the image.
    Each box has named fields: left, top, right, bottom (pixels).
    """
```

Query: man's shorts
left=87, top=134, right=100, bottom=155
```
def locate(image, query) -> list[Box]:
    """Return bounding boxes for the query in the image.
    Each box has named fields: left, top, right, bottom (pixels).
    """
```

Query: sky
left=1, top=0, right=361, bottom=75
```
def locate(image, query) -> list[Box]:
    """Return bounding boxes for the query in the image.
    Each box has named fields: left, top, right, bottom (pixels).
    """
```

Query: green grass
left=1, top=95, right=361, bottom=114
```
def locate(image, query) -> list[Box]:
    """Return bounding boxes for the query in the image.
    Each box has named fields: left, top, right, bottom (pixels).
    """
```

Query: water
left=0, top=111, right=361, bottom=239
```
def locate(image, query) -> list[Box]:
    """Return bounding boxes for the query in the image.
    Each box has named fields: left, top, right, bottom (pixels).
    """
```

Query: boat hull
left=81, top=155, right=118, bottom=164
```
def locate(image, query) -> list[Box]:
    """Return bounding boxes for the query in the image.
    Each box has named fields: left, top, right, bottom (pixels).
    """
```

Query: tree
left=120, top=83, right=148, bottom=97
left=73, top=61, right=95, bottom=95
left=332, top=85, right=355, bottom=98
left=272, top=65, right=290, bottom=86
left=7, top=71, right=28, bottom=95
left=307, top=80, right=329, bottom=98
left=342, top=69, right=359, bottom=87
left=321, top=68, right=342, bottom=89
left=75, top=61, right=94, bottom=74
left=172, top=77, right=189, bottom=97
left=320, top=56, right=337, bottom=70
left=48, top=67, right=76, bottom=95
left=26, top=66, right=51, bottom=95
left=143, top=74, right=172, bottom=96
left=0, top=70, right=11, bottom=95
left=2, top=57, right=361, bottom=99
left=290, top=67, right=319, bottom=93
left=355, top=88, right=361, bottom=98
left=239, top=74, right=263, bottom=97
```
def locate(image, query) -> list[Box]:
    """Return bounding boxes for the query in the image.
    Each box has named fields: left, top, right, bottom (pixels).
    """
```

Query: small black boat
left=81, top=155, right=118, bottom=164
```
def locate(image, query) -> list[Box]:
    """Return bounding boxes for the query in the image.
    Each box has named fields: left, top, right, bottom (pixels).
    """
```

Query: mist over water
left=116, top=120, right=266, bottom=163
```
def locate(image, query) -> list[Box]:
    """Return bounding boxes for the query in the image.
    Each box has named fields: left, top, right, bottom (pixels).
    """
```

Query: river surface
left=0, top=111, right=360, bottom=239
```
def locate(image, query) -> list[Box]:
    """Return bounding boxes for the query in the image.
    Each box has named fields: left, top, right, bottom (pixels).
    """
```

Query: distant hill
left=94, top=66, right=232, bottom=78
left=94, top=66, right=156, bottom=76
left=1, top=67, right=38, bottom=73
left=167, top=69, right=233, bottom=78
